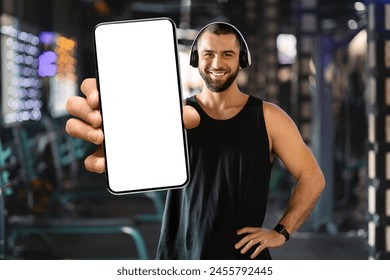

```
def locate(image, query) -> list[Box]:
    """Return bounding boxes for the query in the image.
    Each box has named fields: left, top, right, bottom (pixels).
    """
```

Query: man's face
left=197, top=32, right=240, bottom=93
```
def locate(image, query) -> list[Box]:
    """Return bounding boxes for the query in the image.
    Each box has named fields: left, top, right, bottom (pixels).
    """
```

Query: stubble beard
left=199, top=66, right=239, bottom=93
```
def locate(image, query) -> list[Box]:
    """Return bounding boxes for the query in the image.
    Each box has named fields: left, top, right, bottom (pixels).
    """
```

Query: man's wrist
left=273, top=223, right=290, bottom=241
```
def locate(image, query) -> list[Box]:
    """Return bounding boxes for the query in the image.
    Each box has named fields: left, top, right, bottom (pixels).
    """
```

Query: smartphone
left=93, top=18, right=190, bottom=194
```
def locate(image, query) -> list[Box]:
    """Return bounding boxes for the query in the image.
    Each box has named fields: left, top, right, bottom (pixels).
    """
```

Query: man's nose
left=211, top=55, right=222, bottom=68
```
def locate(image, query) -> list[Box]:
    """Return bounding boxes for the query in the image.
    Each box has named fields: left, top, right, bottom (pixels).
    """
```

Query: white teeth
left=211, top=72, right=225, bottom=76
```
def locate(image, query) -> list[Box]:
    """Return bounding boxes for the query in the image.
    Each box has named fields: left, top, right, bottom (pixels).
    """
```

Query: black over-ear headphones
left=189, top=22, right=251, bottom=68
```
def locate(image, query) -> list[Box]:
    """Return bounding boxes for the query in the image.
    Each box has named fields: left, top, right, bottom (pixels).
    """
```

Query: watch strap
left=274, top=223, right=290, bottom=241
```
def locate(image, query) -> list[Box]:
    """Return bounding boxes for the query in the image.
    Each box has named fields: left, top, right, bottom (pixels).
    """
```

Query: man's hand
left=66, top=78, right=105, bottom=173
left=66, top=78, right=201, bottom=173
left=235, top=227, right=286, bottom=259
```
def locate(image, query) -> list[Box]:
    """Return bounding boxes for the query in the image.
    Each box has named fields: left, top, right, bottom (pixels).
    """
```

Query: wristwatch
left=274, top=223, right=290, bottom=241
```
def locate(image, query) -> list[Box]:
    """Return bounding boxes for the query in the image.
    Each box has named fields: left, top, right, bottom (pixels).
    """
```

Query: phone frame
left=93, top=17, right=190, bottom=194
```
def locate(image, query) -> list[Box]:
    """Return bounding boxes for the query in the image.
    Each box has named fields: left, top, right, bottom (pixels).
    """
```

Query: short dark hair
left=196, top=23, right=241, bottom=47
left=189, top=22, right=251, bottom=68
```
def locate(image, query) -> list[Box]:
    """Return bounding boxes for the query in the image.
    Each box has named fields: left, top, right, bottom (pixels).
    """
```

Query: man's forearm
left=277, top=170, right=325, bottom=236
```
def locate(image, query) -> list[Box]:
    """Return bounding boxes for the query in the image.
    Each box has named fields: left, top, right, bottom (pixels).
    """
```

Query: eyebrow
left=201, top=49, right=236, bottom=54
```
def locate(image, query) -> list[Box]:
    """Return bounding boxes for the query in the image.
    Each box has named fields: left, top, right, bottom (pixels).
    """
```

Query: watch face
left=275, top=224, right=285, bottom=232
left=274, top=224, right=290, bottom=240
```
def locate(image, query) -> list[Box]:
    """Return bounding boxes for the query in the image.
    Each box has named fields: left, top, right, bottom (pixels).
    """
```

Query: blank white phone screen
left=94, top=18, right=189, bottom=194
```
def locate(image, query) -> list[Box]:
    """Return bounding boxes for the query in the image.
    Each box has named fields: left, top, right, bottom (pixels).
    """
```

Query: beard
left=199, top=65, right=239, bottom=93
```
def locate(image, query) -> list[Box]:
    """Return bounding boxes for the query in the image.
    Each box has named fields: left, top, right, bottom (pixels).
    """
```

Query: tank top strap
left=184, top=95, right=259, bottom=122
left=185, top=95, right=201, bottom=112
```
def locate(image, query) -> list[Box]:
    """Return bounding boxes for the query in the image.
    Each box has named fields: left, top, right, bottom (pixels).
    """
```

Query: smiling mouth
left=209, top=71, right=227, bottom=77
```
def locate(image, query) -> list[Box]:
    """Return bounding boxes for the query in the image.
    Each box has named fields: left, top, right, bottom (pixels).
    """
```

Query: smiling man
left=65, top=22, right=325, bottom=260
left=155, top=22, right=325, bottom=260
left=197, top=34, right=239, bottom=93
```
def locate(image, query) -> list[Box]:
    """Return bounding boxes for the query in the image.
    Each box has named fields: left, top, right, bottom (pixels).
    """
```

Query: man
left=66, top=22, right=325, bottom=259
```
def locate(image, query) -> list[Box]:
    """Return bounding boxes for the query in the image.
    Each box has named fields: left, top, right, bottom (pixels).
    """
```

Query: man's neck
left=196, top=84, right=248, bottom=120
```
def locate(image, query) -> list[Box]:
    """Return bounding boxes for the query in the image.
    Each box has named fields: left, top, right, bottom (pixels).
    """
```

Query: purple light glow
left=38, top=51, right=57, bottom=77
left=39, top=31, right=55, bottom=45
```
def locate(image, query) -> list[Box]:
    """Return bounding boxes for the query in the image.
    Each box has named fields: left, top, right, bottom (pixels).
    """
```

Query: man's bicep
left=265, top=103, right=317, bottom=180
left=275, top=133, right=317, bottom=181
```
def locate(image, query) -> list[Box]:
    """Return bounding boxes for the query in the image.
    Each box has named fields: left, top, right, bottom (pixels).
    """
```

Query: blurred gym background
left=0, top=0, right=388, bottom=260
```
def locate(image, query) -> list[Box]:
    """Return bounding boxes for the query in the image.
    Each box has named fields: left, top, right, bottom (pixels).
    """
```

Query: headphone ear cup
left=239, top=50, right=248, bottom=68
left=190, top=50, right=199, bottom=68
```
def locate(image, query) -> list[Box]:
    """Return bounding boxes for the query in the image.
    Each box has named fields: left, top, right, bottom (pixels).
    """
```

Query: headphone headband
left=189, top=22, right=251, bottom=68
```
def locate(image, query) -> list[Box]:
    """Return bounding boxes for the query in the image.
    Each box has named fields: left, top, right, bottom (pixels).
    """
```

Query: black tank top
left=156, top=95, right=273, bottom=259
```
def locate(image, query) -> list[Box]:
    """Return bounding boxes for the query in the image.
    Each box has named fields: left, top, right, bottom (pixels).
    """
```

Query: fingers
left=80, top=78, right=100, bottom=109
left=235, top=227, right=273, bottom=259
left=235, top=227, right=262, bottom=253
left=236, top=227, right=259, bottom=235
left=66, top=78, right=101, bottom=128
left=66, top=118, right=104, bottom=145
left=66, top=96, right=102, bottom=128
left=66, top=78, right=105, bottom=174
left=238, top=236, right=265, bottom=259
left=250, top=243, right=266, bottom=259
left=84, top=145, right=106, bottom=173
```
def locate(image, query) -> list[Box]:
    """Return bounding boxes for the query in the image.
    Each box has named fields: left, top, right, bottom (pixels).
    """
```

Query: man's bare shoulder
left=262, top=101, right=291, bottom=121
